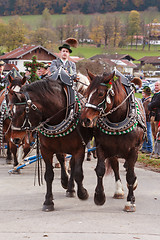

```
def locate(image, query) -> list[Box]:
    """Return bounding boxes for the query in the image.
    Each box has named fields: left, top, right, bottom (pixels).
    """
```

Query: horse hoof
left=94, top=192, right=106, bottom=205
left=77, top=188, right=89, bottom=200
left=61, top=180, right=68, bottom=189
left=66, top=190, right=75, bottom=198
left=42, top=204, right=54, bottom=212
left=113, top=193, right=124, bottom=199
left=124, top=202, right=136, bottom=212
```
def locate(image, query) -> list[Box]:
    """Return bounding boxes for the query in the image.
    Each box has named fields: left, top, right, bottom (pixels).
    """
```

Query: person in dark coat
left=140, top=86, right=153, bottom=154
left=148, top=81, right=160, bottom=158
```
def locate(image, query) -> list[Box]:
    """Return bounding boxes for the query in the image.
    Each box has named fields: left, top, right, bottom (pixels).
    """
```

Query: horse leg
left=109, top=156, right=124, bottom=199
left=94, top=147, right=106, bottom=205
left=124, top=149, right=138, bottom=212
left=56, top=153, right=69, bottom=190
left=6, top=141, right=12, bottom=164
left=42, top=150, right=54, bottom=212
left=10, top=142, right=18, bottom=167
left=66, top=156, right=76, bottom=198
left=74, top=151, right=89, bottom=200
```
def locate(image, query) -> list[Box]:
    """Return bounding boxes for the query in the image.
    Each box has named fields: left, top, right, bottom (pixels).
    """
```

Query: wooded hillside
left=0, top=0, right=159, bottom=16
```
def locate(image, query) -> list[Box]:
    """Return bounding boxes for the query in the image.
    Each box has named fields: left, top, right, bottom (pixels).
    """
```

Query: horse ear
left=21, top=76, right=26, bottom=85
left=8, top=75, right=14, bottom=83
left=86, top=69, right=96, bottom=81
left=8, top=88, right=14, bottom=95
left=103, top=71, right=115, bottom=83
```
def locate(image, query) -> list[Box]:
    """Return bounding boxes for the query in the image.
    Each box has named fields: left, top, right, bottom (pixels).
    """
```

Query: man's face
left=60, top=48, right=70, bottom=61
left=0, top=65, right=4, bottom=73
left=154, top=81, right=160, bottom=93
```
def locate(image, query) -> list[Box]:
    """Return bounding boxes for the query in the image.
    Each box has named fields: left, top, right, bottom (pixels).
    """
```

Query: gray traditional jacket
left=49, top=58, right=77, bottom=78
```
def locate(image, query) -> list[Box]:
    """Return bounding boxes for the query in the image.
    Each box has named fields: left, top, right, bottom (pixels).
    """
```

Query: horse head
left=81, top=70, right=127, bottom=128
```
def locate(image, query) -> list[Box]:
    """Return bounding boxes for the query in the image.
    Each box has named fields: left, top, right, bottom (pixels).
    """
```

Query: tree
left=0, top=20, right=7, bottom=52
left=29, top=27, right=56, bottom=47
left=5, top=16, right=27, bottom=51
left=39, top=8, right=52, bottom=29
left=89, top=16, right=104, bottom=47
left=102, top=15, right=113, bottom=48
left=128, top=10, right=140, bottom=49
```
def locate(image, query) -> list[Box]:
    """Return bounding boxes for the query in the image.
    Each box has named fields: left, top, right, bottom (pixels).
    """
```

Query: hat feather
left=65, top=38, right=78, bottom=48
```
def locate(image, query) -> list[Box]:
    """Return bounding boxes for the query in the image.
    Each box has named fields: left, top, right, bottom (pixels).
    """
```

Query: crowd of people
left=140, top=81, right=160, bottom=159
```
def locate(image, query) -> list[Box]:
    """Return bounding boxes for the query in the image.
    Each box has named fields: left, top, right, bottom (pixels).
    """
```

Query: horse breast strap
left=97, top=83, right=146, bottom=135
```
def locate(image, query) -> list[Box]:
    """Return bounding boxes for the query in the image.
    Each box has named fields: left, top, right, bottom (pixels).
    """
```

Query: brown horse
left=9, top=78, right=93, bottom=211
left=0, top=75, right=33, bottom=167
left=81, top=70, right=146, bottom=212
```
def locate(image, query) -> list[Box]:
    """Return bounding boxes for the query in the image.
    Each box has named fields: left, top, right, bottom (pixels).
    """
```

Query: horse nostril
left=84, top=118, right=91, bottom=127
left=13, top=138, right=21, bottom=145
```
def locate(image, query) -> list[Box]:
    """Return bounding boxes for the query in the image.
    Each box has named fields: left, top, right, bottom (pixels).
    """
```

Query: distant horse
left=81, top=70, right=146, bottom=212
left=0, top=75, right=33, bottom=167
left=9, top=77, right=93, bottom=211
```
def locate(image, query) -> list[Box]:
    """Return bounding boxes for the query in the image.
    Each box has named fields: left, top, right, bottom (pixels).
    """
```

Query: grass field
left=69, top=45, right=160, bottom=59
left=1, top=11, right=160, bottom=28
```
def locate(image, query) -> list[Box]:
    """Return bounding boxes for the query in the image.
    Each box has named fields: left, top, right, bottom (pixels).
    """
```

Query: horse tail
left=131, top=77, right=142, bottom=88
left=105, top=158, right=113, bottom=175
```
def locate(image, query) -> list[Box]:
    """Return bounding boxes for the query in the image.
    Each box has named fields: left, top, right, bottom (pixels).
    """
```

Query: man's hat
left=59, top=43, right=72, bottom=53
left=142, top=86, right=152, bottom=95
left=0, top=60, right=5, bottom=66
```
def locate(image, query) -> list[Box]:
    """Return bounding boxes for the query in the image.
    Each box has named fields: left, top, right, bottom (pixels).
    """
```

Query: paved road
left=0, top=154, right=160, bottom=240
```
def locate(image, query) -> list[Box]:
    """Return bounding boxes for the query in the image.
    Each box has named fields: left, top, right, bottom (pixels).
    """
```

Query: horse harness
left=11, top=71, right=82, bottom=139
left=86, top=73, right=146, bottom=136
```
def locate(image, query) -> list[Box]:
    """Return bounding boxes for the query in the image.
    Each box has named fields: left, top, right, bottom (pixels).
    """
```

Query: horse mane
left=86, top=72, right=122, bottom=94
left=21, top=79, right=61, bottom=99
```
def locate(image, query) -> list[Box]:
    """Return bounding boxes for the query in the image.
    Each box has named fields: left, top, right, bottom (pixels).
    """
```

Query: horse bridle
left=11, top=91, right=41, bottom=131
left=85, top=84, right=115, bottom=115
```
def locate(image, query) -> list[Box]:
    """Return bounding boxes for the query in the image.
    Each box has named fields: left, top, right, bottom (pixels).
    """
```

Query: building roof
left=0, top=45, right=57, bottom=60
left=94, top=58, right=137, bottom=69
left=138, top=56, right=160, bottom=64
left=4, top=63, right=19, bottom=71
left=90, top=53, right=135, bottom=61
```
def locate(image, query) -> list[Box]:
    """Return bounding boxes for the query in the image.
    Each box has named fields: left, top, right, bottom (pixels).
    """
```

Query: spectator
left=148, top=81, right=160, bottom=158
left=140, top=86, right=153, bottom=154
left=39, top=62, right=50, bottom=79
left=0, top=60, right=6, bottom=90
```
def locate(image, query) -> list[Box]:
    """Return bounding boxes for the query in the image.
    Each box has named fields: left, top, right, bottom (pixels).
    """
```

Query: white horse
left=77, top=72, right=90, bottom=95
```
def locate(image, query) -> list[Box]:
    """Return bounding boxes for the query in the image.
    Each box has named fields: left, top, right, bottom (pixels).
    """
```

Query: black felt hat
left=59, top=43, right=72, bottom=53
left=142, top=86, right=152, bottom=95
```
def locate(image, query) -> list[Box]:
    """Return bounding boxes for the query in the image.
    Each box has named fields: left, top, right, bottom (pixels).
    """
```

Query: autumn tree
left=5, top=16, right=27, bottom=51
left=89, top=16, right=104, bottom=47
left=0, top=19, right=7, bottom=53
left=128, top=10, right=141, bottom=49
left=39, top=8, right=53, bottom=29
left=29, top=27, right=56, bottom=47
left=111, top=16, right=122, bottom=48
left=102, top=15, right=113, bottom=48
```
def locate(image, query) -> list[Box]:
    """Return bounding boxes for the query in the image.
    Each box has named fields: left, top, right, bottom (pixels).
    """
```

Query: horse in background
left=0, top=75, right=35, bottom=168
left=81, top=70, right=146, bottom=212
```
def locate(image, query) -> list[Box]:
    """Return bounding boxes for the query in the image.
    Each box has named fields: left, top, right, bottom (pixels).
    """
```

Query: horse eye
left=98, top=91, right=105, bottom=97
